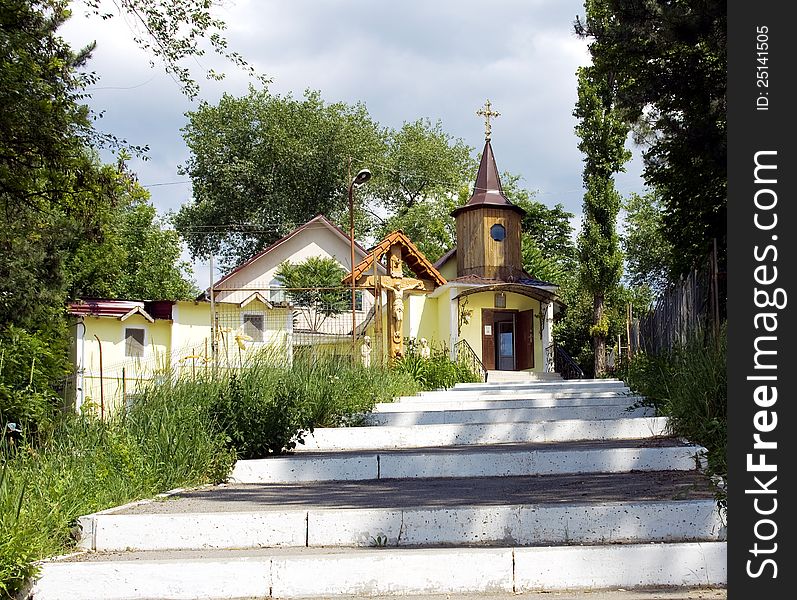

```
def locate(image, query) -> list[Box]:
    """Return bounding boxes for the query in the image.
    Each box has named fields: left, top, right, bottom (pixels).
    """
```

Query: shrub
left=0, top=326, right=71, bottom=444
left=394, top=340, right=481, bottom=390
left=624, top=326, right=727, bottom=483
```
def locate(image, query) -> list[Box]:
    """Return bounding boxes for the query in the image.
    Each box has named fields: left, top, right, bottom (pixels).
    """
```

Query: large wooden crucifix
left=346, top=230, right=446, bottom=362
left=360, top=245, right=426, bottom=359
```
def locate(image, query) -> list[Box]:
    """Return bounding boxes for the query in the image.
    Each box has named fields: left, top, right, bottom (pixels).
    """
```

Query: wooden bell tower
left=451, top=100, right=526, bottom=281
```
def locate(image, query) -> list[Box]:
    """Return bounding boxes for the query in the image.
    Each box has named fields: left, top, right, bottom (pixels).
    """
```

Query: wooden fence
left=635, top=242, right=726, bottom=356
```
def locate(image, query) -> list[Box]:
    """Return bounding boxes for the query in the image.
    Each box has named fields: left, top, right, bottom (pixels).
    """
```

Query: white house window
left=243, top=314, right=265, bottom=342
left=269, top=278, right=285, bottom=304
left=355, top=290, right=364, bottom=311
left=124, top=328, right=145, bottom=358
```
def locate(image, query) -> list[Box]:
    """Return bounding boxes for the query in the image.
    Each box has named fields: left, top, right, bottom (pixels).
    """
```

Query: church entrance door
left=494, top=312, right=516, bottom=371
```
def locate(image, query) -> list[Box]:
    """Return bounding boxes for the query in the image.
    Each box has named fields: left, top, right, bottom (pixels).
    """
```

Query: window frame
left=123, top=327, right=147, bottom=358
left=242, top=313, right=266, bottom=342
left=490, top=223, right=507, bottom=242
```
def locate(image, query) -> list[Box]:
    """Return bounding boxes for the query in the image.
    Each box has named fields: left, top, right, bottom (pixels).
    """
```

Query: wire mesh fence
left=65, top=285, right=389, bottom=415
left=211, top=285, right=384, bottom=363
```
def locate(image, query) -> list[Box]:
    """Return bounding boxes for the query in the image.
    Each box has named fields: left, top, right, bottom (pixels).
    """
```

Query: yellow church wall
left=404, top=293, right=439, bottom=348
left=437, top=290, right=452, bottom=352
left=457, top=291, right=544, bottom=371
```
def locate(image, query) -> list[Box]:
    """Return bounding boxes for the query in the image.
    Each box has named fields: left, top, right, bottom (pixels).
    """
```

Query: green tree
left=275, top=257, right=349, bottom=332
left=573, top=65, right=630, bottom=377
left=502, top=174, right=577, bottom=274
left=621, top=191, right=672, bottom=292
left=66, top=173, right=196, bottom=301
left=0, top=0, right=114, bottom=329
left=81, top=0, right=265, bottom=99
left=521, top=234, right=567, bottom=285
left=175, top=88, right=386, bottom=271
left=376, top=192, right=462, bottom=263
left=372, top=119, right=476, bottom=215
left=575, top=0, right=726, bottom=278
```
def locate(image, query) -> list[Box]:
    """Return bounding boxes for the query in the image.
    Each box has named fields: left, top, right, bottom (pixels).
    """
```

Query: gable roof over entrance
left=343, top=230, right=447, bottom=287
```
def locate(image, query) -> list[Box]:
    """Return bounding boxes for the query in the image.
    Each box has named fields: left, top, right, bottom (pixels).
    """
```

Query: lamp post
left=349, top=168, right=372, bottom=362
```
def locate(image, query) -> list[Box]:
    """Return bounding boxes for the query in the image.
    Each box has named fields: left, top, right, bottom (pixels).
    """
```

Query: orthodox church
left=347, top=101, right=563, bottom=374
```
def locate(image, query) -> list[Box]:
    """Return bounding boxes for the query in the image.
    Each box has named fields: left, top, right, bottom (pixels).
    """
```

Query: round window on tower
left=490, top=223, right=506, bottom=242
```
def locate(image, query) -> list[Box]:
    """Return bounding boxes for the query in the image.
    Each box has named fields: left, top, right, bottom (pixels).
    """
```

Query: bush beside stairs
left=30, top=378, right=726, bottom=599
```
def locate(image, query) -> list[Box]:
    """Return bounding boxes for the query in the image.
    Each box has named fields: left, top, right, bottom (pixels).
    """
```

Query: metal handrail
left=545, top=344, right=584, bottom=380
left=454, top=339, right=488, bottom=382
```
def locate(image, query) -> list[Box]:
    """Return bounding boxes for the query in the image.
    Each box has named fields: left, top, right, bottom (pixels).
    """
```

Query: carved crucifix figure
left=382, top=244, right=425, bottom=359
left=382, top=275, right=425, bottom=358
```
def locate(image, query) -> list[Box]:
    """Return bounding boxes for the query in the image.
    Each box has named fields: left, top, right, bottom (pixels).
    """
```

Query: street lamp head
left=352, top=169, right=372, bottom=186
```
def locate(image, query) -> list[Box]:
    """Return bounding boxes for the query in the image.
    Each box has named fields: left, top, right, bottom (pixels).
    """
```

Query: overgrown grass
left=0, top=347, right=457, bottom=595
left=393, top=341, right=482, bottom=390
left=623, top=325, right=727, bottom=501
left=0, top=389, right=232, bottom=598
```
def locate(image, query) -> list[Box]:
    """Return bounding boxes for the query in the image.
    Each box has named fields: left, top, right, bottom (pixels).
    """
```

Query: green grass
left=623, top=325, right=727, bottom=501
left=0, top=346, right=474, bottom=596
left=0, top=390, right=232, bottom=598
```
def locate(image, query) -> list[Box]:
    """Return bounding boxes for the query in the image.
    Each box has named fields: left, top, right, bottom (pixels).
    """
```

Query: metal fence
left=210, top=285, right=385, bottom=366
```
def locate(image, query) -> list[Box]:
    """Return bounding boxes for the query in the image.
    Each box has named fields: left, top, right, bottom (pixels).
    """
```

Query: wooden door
left=481, top=309, right=495, bottom=370
left=516, top=309, right=534, bottom=370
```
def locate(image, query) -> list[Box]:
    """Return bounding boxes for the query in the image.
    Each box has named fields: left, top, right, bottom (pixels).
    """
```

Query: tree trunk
left=593, top=294, right=606, bottom=377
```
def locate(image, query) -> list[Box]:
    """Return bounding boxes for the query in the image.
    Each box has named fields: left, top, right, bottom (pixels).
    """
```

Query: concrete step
left=80, top=499, right=724, bottom=552
left=377, top=395, right=647, bottom=413
left=453, top=379, right=626, bottom=391
left=485, top=370, right=563, bottom=382
left=365, top=404, right=654, bottom=426
left=403, top=389, right=632, bottom=402
left=77, top=471, right=723, bottom=552
left=298, top=417, right=669, bottom=451
left=230, top=439, right=706, bottom=484
left=32, top=543, right=727, bottom=599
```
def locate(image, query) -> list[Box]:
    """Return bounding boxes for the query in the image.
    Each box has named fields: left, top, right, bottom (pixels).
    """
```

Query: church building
left=347, top=101, right=564, bottom=375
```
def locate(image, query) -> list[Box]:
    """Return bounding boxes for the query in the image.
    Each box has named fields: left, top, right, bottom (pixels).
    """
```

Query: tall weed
left=625, top=326, right=727, bottom=480
left=394, top=341, right=481, bottom=390
left=0, top=382, right=232, bottom=598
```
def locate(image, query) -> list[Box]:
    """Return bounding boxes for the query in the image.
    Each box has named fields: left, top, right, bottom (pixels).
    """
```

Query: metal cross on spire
left=476, top=99, right=500, bottom=141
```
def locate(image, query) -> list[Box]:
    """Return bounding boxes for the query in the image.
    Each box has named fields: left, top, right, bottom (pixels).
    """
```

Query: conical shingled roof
left=451, top=140, right=525, bottom=218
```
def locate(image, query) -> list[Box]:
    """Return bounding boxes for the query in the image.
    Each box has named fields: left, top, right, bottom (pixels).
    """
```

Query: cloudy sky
left=62, top=0, right=647, bottom=285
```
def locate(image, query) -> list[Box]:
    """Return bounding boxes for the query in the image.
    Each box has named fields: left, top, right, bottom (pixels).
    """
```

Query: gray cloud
left=62, top=0, right=646, bottom=284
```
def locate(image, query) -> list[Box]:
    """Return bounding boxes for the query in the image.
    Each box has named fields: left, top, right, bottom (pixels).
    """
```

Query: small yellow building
left=348, top=134, right=562, bottom=375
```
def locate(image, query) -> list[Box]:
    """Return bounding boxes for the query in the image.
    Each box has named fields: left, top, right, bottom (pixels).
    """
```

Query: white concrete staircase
left=30, top=378, right=726, bottom=599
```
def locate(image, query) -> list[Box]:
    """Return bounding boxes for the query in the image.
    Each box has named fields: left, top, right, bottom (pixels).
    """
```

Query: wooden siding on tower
left=457, top=207, right=523, bottom=280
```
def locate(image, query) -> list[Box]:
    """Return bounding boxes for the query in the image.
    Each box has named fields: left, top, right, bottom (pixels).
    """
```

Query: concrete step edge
left=379, top=397, right=648, bottom=412
left=79, top=499, right=725, bottom=552
left=32, top=542, right=727, bottom=600
left=298, top=417, right=670, bottom=451
left=365, top=405, right=655, bottom=425
left=231, top=443, right=707, bottom=483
